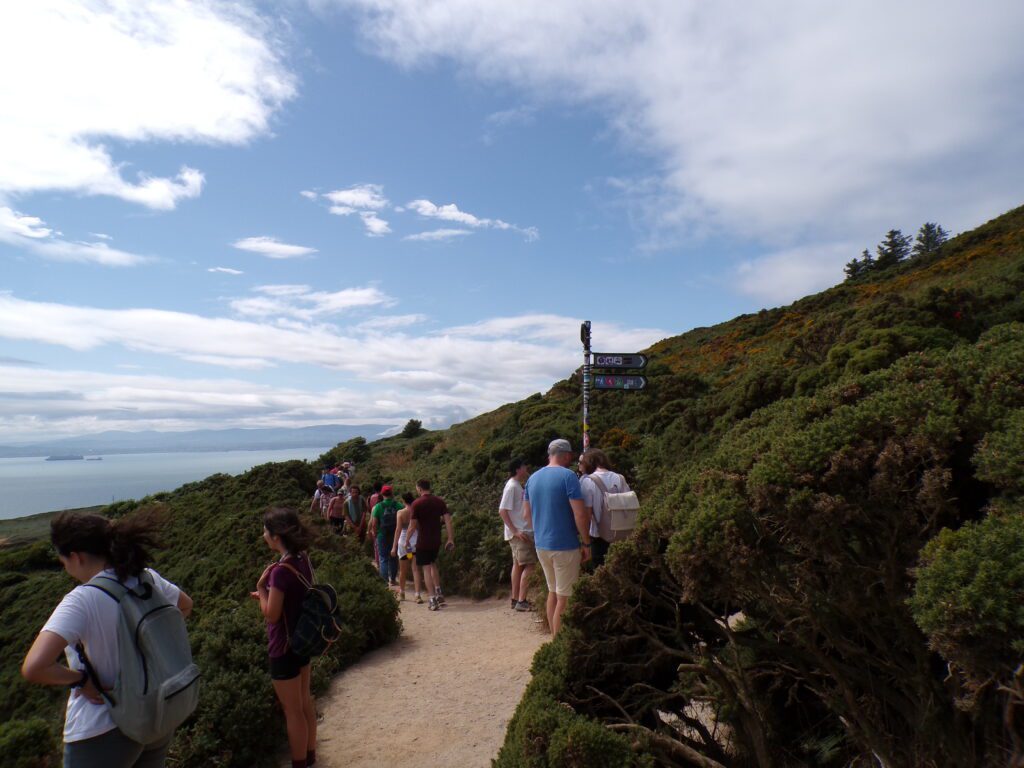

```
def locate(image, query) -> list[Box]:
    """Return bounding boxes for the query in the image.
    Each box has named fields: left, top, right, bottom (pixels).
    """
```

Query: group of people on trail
left=500, top=439, right=632, bottom=635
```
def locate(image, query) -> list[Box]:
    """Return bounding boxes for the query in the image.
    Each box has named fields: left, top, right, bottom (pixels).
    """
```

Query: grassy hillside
left=0, top=462, right=399, bottom=768
left=332, top=206, right=1024, bottom=766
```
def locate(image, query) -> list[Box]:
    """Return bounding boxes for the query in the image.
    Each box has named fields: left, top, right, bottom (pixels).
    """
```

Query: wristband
left=70, top=670, right=89, bottom=689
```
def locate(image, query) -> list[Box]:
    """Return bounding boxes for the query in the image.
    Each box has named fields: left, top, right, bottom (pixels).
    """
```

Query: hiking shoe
left=399, top=591, right=406, bottom=601
left=511, top=597, right=518, bottom=609
left=428, top=597, right=439, bottom=611
left=389, top=579, right=398, bottom=587
left=435, top=592, right=446, bottom=605
left=515, top=600, right=534, bottom=612
left=416, top=594, right=424, bottom=604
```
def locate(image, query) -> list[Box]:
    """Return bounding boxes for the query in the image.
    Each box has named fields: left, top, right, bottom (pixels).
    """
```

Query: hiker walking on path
left=369, top=486, right=400, bottom=585
left=579, top=449, right=631, bottom=568
left=344, top=484, right=368, bottom=542
left=310, top=480, right=335, bottom=522
left=253, top=508, right=318, bottom=768
left=21, top=512, right=194, bottom=768
left=326, top=490, right=348, bottom=535
left=391, top=492, right=424, bottom=602
left=523, top=438, right=590, bottom=636
left=499, top=458, right=536, bottom=612
left=407, top=479, right=455, bottom=611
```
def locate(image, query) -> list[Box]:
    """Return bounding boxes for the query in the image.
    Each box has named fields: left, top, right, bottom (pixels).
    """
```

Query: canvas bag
left=588, top=473, right=640, bottom=543
left=275, top=560, right=344, bottom=658
left=78, top=572, right=200, bottom=745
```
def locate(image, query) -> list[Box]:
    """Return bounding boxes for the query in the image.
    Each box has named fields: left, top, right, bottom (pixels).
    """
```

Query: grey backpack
left=588, top=474, right=640, bottom=543
left=78, top=571, right=200, bottom=744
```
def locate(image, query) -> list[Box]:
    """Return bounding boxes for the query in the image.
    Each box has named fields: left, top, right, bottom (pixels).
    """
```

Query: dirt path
left=311, top=595, right=547, bottom=768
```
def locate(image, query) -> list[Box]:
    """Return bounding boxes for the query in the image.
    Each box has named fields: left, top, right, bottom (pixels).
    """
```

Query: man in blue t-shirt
left=523, top=438, right=591, bottom=635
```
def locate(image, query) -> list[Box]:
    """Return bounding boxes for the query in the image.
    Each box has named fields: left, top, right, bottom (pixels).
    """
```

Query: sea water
left=0, top=447, right=330, bottom=520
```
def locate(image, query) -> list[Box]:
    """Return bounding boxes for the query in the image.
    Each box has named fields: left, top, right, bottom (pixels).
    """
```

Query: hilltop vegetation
left=337, top=206, right=1024, bottom=766
left=0, top=462, right=399, bottom=768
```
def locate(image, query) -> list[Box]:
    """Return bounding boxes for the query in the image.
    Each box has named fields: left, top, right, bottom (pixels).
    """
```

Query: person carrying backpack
left=579, top=448, right=637, bottom=568
left=21, top=512, right=195, bottom=768
left=369, top=485, right=400, bottom=585
left=252, top=507, right=318, bottom=768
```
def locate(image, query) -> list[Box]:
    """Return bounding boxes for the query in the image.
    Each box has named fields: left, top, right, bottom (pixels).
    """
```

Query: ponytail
left=262, top=507, right=314, bottom=554
left=51, top=511, right=162, bottom=581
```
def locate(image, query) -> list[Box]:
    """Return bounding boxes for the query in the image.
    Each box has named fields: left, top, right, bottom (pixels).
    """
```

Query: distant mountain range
left=0, top=425, right=394, bottom=459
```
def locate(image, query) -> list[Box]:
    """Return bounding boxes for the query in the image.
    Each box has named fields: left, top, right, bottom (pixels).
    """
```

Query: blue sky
left=1, top=1, right=1022, bottom=440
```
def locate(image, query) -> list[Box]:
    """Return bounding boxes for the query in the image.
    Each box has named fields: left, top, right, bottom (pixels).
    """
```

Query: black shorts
left=329, top=518, right=346, bottom=533
left=415, top=547, right=439, bottom=566
left=269, top=650, right=310, bottom=681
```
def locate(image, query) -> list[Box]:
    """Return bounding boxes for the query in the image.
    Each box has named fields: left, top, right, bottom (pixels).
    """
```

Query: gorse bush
left=348, top=206, right=1024, bottom=766
left=0, top=460, right=399, bottom=768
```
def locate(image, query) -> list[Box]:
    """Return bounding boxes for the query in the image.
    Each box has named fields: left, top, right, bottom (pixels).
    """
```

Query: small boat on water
left=85, top=457, right=103, bottom=461
left=45, top=454, right=84, bottom=461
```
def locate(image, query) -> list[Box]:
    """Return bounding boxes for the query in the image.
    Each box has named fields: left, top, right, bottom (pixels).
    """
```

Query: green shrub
left=0, top=718, right=56, bottom=768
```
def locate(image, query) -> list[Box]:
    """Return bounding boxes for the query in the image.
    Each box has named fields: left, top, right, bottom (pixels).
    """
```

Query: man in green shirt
left=369, top=485, right=400, bottom=585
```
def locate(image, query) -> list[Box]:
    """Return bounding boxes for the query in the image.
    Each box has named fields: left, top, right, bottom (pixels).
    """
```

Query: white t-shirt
left=499, top=476, right=531, bottom=541
left=41, top=567, right=181, bottom=743
left=581, top=469, right=631, bottom=539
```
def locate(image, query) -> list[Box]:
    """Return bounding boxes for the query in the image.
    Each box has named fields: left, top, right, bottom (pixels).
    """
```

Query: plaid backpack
left=275, top=560, right=343, bottom=658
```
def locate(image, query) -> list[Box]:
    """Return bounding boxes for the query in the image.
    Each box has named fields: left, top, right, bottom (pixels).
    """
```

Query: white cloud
left=734, top=242, right=857, bottom=304
left=336, top=0, right=1024, bottom=294
left=354, top=313, right=429, bottom=331
left=0, top=2, right=295, bottom=208
left=404, top=228, right=473, bottom=242
left=89, top=232, right=112, bottom=241
left=229, top=284, right=394, bottom=321
left=406, top=199, right=538, bottom=240
left=300, top=190, right=319, bottom=200
left=0, top=293, right=668, bottom=436
left=359, top=211, right=391, bottom=236
left=0, top=206, right=148, bottom=266
left=208, top=267, right=244, bottom=275
left=324, top=184, right=389, bottom=210
left=232, top=236, right=318, bottom=259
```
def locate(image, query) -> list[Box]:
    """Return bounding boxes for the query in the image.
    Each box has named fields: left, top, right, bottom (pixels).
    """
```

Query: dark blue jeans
left=64, top=728, right=171, bottom=768
left=378, top=534, right=398, bottom=581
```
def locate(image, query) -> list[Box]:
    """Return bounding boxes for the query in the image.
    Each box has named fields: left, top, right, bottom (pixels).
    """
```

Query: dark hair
left=508, top=457, right=525, bottom=477
left=579, top=449, right=613, bottom=475
left=51, top=511, right=161, bottom=582
left=416, top=478, right=432, bottom=491
left=262, top=507, right=314, bottom=554
left=372, top=482, right=383, bottom=494
left=402, top=492, right=415, bottom=505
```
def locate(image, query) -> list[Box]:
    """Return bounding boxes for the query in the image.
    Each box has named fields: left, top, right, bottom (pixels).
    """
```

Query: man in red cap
left=369, top=485, right=401, bottom=585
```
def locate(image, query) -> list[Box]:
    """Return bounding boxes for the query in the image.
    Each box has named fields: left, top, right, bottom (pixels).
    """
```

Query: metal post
left=581, top=320, right=591, bottom=452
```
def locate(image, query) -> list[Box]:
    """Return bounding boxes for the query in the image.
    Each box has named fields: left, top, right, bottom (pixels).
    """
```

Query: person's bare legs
left=517, top=564, right=534, bottom=604
left=551, top=594, right=569, bottom=635
left=398, top=558, right=409, bottom=596
left=510, top=561, right=523, bottom=602
left=273, top=674, right=310, bottom=763
left=299, top=664, right=316, bottom=758
left=422, top=563, right=436, bottom=595
left=412, top=562, right=423, bottom=597
left=546, top=590, right=557, bottom=634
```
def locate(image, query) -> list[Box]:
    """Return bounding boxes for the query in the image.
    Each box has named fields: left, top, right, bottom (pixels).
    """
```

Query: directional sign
left=592, top=353, right=648, bottom=370
left=594, top=375, right=647, bottom=391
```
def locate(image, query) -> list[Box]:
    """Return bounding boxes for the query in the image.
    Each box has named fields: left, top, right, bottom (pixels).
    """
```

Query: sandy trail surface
left=311, top=595, right=547, bottom=768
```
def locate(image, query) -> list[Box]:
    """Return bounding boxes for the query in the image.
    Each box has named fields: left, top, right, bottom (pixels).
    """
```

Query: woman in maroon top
left=252, top=507, right=317, bottom=768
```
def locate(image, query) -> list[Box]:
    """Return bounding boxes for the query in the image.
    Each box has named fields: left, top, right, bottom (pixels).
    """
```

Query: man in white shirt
left=498, top=458, right=536, bottom=611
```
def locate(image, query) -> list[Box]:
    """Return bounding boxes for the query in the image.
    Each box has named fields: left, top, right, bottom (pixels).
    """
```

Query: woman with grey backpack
left=578, top=449, right=639, bottom=568
left=21, top=512, right=196, bottom=768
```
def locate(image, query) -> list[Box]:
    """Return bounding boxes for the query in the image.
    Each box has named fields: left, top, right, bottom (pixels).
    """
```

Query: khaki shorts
left=509, top=535, right=538, bottom=566
left=537, top=548, right=582, bottom=597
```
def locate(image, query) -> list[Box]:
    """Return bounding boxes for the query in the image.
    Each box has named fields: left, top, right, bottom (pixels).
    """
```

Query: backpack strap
left=588, top=474, right=610, bottom=495
left=275, top=560, right=313, bottom=590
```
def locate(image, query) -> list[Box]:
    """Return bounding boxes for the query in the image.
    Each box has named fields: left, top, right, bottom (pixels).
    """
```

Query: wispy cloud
left=482, top=105, right=536, bottom=144
left=0, top=293, right=668, bottom=437
left=404, top=228, right=472, bottom=242
left=232, top=236, right=318, bottom=259
left=208, top=267, right=244, bottom=275
left=305, top=184, right=393, bottom=236
left=407, top=199, right=538, bottom=241
left=0, top=206, right=149, bottom=266
left=229, top=285, right=394, bottom=321
left=0, top=2, right=294, bottom=208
